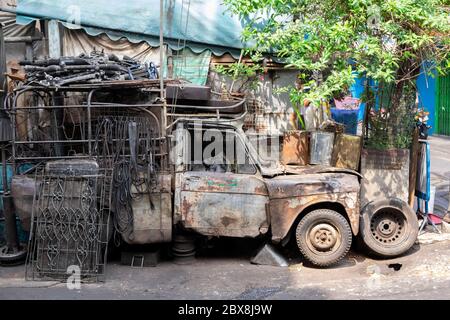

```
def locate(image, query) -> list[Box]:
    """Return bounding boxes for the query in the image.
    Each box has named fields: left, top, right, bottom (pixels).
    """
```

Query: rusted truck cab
left=171, top=121, right=361, bottom=266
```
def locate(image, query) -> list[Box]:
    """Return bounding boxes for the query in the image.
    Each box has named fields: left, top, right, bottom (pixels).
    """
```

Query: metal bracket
left=131, top=255, right=145, bottom=268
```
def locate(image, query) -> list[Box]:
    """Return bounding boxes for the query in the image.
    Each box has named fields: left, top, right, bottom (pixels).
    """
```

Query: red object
left=334, top=96, right=360, bottom=110
left=428, top=213, right=442, bottom=225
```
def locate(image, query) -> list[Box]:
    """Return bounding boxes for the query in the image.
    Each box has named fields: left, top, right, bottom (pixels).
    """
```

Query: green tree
left=225, top=0, right=450, bottom=148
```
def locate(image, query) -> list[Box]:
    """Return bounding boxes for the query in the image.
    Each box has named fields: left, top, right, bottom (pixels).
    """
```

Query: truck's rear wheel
left=295, top=209, right=352, bottom=267
left=359, top=198, right=418, bottom=258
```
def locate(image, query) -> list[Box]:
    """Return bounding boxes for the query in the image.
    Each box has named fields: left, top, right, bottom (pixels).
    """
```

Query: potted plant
left=359, top=80, right=417, bottom=206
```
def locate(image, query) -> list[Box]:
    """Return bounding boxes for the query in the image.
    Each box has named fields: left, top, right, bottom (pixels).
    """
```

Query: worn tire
left=359, top=198, right=418, bottom=258
left=295, top=209, right=352, bottom=267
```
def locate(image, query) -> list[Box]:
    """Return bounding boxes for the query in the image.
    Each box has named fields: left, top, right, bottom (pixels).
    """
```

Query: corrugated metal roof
left=15, top=0, right=246, bottom=58
left=0, top=11, right=35, bottom=37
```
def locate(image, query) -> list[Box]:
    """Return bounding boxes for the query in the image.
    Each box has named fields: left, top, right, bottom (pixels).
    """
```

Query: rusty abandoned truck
left=6, top=82, right=419, bottom=273
left=165, top=120, right=362, bottom=267
left=126, top=118, right=418, bottom=267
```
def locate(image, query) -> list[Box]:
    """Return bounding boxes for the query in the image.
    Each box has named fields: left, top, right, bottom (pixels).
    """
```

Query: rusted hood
left=283, top=164, right=363, bottom=178
left=265, top=170, right=360, bottom=199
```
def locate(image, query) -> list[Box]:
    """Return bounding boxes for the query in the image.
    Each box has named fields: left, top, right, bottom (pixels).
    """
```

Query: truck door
left=174, top=124, right=269, bottom=238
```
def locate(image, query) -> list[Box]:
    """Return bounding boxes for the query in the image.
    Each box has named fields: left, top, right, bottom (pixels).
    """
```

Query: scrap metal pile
left=5, top=51, right=164, bottom=281
left=20, top=50, right=159, bottom=87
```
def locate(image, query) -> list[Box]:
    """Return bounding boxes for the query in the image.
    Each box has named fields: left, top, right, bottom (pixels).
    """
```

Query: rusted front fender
left=265, top=173, right=360, bottom=242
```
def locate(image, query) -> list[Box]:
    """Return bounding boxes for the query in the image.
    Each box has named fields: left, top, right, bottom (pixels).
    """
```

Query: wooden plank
left=409, top=127, right=419, bottom=208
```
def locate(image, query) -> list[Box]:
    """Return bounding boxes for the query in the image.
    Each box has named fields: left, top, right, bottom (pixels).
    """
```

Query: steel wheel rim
left=370, top=208, right=407, bottom=246
left=305, top=221, right=342, bottom=255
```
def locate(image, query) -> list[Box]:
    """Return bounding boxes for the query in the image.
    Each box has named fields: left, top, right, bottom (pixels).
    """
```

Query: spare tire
left=359, top=198, right=418, bottom=258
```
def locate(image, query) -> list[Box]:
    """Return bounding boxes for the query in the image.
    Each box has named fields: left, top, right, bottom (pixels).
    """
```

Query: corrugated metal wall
left=436, top=73, right=450, bottom=136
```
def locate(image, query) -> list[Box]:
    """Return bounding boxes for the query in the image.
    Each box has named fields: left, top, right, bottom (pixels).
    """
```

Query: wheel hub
left=309, top=223, right=338, bottom=251
left=377, top=219, right=395, bottom=236
left=371, top=210, right=405, bottom=244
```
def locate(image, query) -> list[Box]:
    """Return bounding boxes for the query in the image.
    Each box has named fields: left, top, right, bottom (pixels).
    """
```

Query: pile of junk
left=0, top=52, right=430, bottom=282
left=0, top=50, right=246, bottom=282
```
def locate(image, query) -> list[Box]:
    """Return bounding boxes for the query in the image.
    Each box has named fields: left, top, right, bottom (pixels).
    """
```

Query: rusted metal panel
left=331, top=134, right=362, bottom=171
left=266, top=173, right=360, bottom=241
left=181, top=171, right=268, bottom=196
left=266, top=172, right=360, bottom=198
left=180, top=172, right=269, bottom=237
left=174, top=172, right=183, bottom=224
left=269, top=191, right=360, bottom=242
left=11, top=175, right=36, bottom=232
left=181, top=192, right=269, bottom=237
left=282, top=164, right=363, bottom=179
left=122, top=174, right=172, bottom=244
left=280, top=130, right=309, bottom=165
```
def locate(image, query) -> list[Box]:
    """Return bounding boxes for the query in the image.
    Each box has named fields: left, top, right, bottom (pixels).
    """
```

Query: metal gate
left=436, top=73, right=450, bottom=136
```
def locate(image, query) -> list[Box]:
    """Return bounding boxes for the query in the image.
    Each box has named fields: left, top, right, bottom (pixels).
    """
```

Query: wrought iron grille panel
left=26, top=167, right=112, bottom=282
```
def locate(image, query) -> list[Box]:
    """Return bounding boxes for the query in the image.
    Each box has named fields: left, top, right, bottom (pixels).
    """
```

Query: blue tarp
left=16, top=0, right=246, bottom=57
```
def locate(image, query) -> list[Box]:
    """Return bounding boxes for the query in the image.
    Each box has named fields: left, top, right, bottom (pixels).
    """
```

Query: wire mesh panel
left=12, top=97, right=163, bottom=168
left=12, top=92, right=90, bottom=160
left=91, top=108, right=160, bottom=172
left=90, top=109, right=160, bottom=235
left=26, top=165, right=112, bottom=282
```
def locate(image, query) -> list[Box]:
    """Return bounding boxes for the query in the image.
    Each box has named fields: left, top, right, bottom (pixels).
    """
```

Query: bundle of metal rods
left=19, top=50, right=159, bottom=87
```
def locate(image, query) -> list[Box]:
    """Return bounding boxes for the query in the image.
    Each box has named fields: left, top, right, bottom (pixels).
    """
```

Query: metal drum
left=309, top=131, right=335, bottom=165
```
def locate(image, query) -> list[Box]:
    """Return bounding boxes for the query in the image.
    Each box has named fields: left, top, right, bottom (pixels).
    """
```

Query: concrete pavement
left=0, top=239, right=449, bottom=299
left=429, top=135, right=450, bottom=217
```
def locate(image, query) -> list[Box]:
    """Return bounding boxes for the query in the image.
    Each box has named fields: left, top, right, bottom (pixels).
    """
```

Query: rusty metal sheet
left=331, top=134, right=362, bottom=171
left=266, top=173, right=360, bottom=241
left=269, top=191, right=360, bottom=242
left=180, top=172, right=269, bottom=237
left=280, top=130, right=309, bottom=166
left=181, top=192, right=269, bottom=237
left=282, top=164, right=363, bottom=179
left=181, top=171, right=268, bottom=196
left=266, top=172, right=360, bottom=199
left=122, top=174, right=172, bottom=244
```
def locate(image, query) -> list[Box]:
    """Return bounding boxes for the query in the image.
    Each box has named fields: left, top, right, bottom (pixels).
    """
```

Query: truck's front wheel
left=295, top=209, right=352, bottom=267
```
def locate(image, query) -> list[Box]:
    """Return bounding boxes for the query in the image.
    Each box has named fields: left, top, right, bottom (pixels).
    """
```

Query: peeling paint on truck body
left=173, top=121, right=361, bottom=244
left=179, top=172, right=269, bottom=237
left=178, top=170, right=360, bottom=241
left=266, top=172, right=360, bottom=242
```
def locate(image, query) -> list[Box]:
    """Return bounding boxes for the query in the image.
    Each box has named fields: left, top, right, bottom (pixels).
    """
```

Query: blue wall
left=349, top=68, right=436, bottom=135
left=416, top=65, right=436, bottom=135
left=349, top=74, right=367, bottom=122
